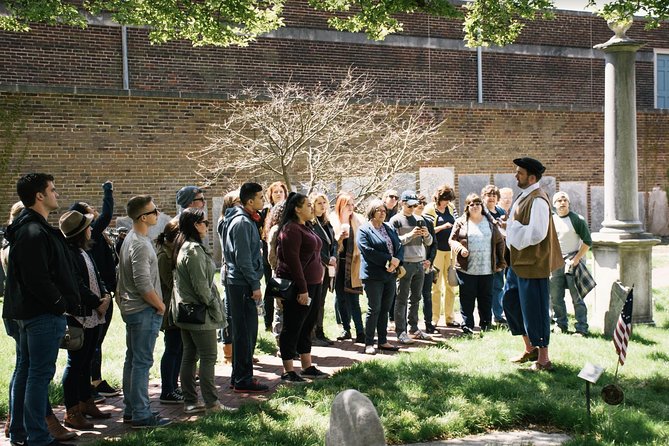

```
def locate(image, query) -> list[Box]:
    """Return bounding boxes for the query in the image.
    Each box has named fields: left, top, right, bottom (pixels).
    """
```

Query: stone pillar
left=590, top=20, right=659, bottom=333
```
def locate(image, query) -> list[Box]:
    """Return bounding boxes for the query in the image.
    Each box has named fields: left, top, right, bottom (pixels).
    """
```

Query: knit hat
left=59, top=210, right=94, bottom=239
left=176, top=186, right=202, bottom=209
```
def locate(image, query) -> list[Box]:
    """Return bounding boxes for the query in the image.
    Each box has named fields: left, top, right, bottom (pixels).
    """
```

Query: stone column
left=590, top=20, right=659, bottom=334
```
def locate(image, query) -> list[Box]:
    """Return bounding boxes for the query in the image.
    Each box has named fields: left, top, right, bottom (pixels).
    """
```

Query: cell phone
left=416, top=220, right=425, bottom=228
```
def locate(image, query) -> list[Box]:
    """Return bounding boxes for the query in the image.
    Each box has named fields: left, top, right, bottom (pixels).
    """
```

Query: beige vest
left=510, top=188, right=564, bottom=279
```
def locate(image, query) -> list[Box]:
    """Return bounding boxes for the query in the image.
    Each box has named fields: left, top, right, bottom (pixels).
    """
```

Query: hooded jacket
left=2, top=208, right=80, bottom=320
left=222, top=206, right=264, bottom=290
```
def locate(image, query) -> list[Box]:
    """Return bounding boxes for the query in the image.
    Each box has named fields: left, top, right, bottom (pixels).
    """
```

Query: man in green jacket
left=549, top=191, right=592, bottom=336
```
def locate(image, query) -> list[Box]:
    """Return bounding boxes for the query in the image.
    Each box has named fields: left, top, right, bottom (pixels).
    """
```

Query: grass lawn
left=1, top=248, right=668, bottom=445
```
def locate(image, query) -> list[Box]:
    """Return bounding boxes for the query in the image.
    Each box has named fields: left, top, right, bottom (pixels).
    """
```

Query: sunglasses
left=418, top=201, right=427, bottom=206
left=407, top=204, right=418, bottom=208
left=388, top=195, right=399, bottom=200
left=468, top=202, right=482, bottom=207
left=138, top=208, right=159, bottom=218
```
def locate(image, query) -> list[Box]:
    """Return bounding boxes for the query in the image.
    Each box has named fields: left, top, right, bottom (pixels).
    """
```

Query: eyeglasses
left=388, top=195, right=399, bottom=200
left=138, top=208, right=159, bottom=218
left=468, top=202, right=482, bottom=207
left=197, top=219, right=209, bottom=226
left=192, top=197, right=206, bottom=203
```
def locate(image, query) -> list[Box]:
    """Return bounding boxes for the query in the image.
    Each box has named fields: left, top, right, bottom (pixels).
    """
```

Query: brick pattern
left=1, top=92, right=667, bottom=227
left=0, top=5, right=667, bottom=107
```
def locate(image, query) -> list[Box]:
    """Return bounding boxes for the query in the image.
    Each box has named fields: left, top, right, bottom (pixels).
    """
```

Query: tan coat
left=329, top=211, right=365, bottom=289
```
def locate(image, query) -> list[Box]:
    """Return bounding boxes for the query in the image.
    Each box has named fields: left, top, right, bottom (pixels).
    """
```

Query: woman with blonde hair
left=329, top=192, right=366, bottom=343
left=310, top=192, right=337, bottom=346
left=260, top=181, right=288, bottom=331
left=423, top=184, right=459, bottom=327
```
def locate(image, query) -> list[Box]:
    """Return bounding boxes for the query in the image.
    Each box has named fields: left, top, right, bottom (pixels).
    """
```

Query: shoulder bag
left=267, top=277, right=296, bottom=300
left=176, top=302, right=207, bottom=324
left=60, top=325, right=84, bottom=351
left=447, top=255, right=459, bottom=287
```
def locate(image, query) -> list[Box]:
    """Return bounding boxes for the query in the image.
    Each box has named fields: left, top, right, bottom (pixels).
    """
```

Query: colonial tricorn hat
left=513, top=157, right=546, bottom=176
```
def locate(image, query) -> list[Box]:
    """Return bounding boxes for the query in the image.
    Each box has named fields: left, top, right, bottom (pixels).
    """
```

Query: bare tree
left=189, top=70, right=445, bottom=202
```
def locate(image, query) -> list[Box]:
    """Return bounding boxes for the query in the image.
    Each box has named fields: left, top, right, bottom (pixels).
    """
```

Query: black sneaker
left=319, top=336, right=335, bottom=346
left=123, top=410, right=160, bottom=424
left=425, top=323, right=437, bottom=334
left=160, top=390, right=184, bottom=404
left=234, top=379, right=270, bottom=393
left=300, top=366, right=330, bottom=380
left=131, top=415, right=172, bottom=429
left=336, top=330, right=351, bottom=341
left=90, top=387, right=105, bottom=404
left=281, top=371, right=307, bottom=383
left=95, top=380, right=121, bottom=397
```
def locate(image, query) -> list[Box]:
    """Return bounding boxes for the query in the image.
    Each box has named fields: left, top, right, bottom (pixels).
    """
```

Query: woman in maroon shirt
left=276, top=192, right=330, bottom=383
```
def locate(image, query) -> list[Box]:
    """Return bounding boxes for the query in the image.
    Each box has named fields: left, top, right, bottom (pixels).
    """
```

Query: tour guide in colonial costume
left=503, top=157, right=563, bottom=372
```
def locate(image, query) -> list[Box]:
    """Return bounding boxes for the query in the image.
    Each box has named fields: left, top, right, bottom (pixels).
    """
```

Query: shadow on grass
left=648, top=351, right=669, bottom=362
left=585, top=331, right=657, bottom=347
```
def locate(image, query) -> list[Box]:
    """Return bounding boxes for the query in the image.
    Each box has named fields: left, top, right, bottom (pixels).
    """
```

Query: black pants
left=62, top=320, right=101, bottom=408
left=313, top=269, right=330, bottom=338
left=261, top=252, right=274, bottom=330
left=90, top=300, right=113, bottom=381
left=227, top=283, right=259, bottom=387
left=279, top=284, right=320, bottom=360
left=457, top=271, right=493, bottom=330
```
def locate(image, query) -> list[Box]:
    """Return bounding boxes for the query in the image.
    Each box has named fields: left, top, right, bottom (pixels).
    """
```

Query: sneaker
left=234, top=379, right=270, bottom=393
left=91, top=390, right=105, bottom=404
left=123, top=411, right=160, bottom=424
left=573, top=331, right=588, bottom=337
left=311, top=337, right=330, bottom=347
left=494, top=318, right=508, bottom=325
left=160, top=390, right=184, bottom=404
left=206, top=402, right=238, bottom=413
left=552, top=325, right=568, bottom=334
left=425, top=323, right=437, bottom=334
left=364, top=345, right=377, bottom=355
left=409, top=328, right=432, bottom=341
left=131, top=415, right=172, bottom=429
left=301, top=366, right=330, bottom=380
left=397, top=332, right=414, bottom=344
left=95, top=380, right=121, bottom=397
left=461, top=325, right=475, bottom=336
left=174, top=387, right=183, bottom=396
left=281, top=371, right=307, bottom=383
left=354, top=333, right=365, bottom=344
left=318, top=335, right=335, bottom=346
left=336, top=330, right=352, bottom=341
left=184, top=403, right=206, bottom=414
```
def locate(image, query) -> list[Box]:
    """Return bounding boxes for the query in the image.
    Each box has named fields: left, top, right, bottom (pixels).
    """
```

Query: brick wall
left=1, top=92, right=667, bottom=226
left=0, top=5, right=667, bottom=107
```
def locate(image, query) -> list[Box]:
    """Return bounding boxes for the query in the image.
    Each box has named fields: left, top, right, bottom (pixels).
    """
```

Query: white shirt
left=506, top=182, right=550, bottom=251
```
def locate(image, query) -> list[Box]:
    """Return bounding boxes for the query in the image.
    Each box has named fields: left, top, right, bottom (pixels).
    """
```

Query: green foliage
left=0, top=0, right=668, bottom=46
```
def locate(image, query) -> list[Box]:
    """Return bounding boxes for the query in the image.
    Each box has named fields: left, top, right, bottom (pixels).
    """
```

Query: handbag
left=447, top=255, right=459, bottom=287
left=267, top=277, right=296, bottom=300
left=176, top=302, right=207, bottom=324
left=60, top=325, right=84, bottom=351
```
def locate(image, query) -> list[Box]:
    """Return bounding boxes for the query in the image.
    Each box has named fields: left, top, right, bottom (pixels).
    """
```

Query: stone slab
left=419, top=167, right=455, bottom=199
left=116, top=212, right=172, bottom=248
left=590, top=186, right=604, bottom=232
left=391, top=172, right=418, bottom=195
left=558, top=181, right=588, bottom=221
left=540, top=176, right=556, bottom=200
left=493, top=174, right=521, bottom=199
left=341, top=176, right=368, bottom=199
left=638, top=192, right=646, bottom=230
left=212, top=196, right=223, bottom=265
left=458, top=174, right=490, bottom=214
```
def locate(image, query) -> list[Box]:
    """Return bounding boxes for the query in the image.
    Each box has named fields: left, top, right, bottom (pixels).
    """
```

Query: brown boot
left=46, top=414, right=77, bottom=441
left=64, top=405, right=94, bottom=430
left=80, top=399, right=111, bottom=419
left=223, top=343, right=233, bottom=364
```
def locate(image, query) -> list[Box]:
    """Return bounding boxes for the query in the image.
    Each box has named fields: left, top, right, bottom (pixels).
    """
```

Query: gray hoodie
left=222, top=206, right=263, bottom=290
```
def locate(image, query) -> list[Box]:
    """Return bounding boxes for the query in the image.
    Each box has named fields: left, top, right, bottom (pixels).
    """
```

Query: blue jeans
left=15, top=313, right=66, bottom=446
left=121, top=307, right=162, bottom=422
left=160, top=328, right=183, bottom=397
left=550, top=266, right=589, bottom=333
left=363, top=277, right=395, bottom=346
left=491, top=270, right=506, bottom=321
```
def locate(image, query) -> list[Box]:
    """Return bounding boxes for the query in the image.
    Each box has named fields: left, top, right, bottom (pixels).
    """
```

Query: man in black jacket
left=3, top=173, right=80, bottom=446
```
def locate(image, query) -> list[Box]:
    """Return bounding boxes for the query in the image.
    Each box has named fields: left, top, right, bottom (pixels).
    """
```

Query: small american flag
left=613, top=288, right=634, bottom=366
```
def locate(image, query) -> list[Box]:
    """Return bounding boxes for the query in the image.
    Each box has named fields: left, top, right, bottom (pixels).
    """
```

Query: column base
left=590, top=232, right=659, bottom=336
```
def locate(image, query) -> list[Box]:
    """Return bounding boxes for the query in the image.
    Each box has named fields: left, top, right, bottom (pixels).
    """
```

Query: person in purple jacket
left=275, top=193, right=330, bottom=383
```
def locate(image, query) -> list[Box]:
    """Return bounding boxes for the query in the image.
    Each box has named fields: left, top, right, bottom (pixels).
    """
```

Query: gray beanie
left=176, top=186, right=202, bottom=209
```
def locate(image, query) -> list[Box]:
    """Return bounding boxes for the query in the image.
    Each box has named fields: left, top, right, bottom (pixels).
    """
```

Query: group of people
left=2, top=156, right=595, bottom=445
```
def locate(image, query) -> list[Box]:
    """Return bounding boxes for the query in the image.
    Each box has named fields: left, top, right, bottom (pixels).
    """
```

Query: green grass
left=1, top=247, right=668, bottom=445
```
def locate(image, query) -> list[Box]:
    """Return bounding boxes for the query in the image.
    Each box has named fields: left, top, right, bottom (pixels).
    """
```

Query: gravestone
left=458, top=174, right=490, bottom=214
left=493, top=173, right=521, bottom=198
left=391, top=172, right=417, bottom=195
left=558, top=181, right=588, bottom=221
left=590, top=186, right=604, bottom=232
left=326, top=389, right=385, bottom=446
left=341, top=177, right=368, bottom=198
left=540, top=176, right=556, bottom=200
left=648, top=186, right=669, bottom=235
left=419, top=167, right=455, bottom=199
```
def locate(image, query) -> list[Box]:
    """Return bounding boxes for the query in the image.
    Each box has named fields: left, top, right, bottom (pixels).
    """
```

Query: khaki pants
left=431, top=249, right=457, bottom=324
